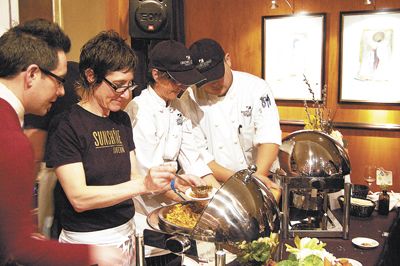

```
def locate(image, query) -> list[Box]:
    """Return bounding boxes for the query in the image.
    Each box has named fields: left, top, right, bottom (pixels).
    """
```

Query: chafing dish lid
left=190, top=168, right=280, bottom=244
left=277, top=130, right=350, bottom=177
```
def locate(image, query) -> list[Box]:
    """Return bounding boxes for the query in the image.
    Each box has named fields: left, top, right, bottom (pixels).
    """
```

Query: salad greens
left=277, top=236, right=335, bottom=266
left=236, top=233, right=279, bottom=265
left=236, top=235, right=340, bottom=265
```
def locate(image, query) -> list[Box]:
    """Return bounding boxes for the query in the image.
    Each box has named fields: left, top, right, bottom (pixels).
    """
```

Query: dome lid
left=277, top=130, right=350, bottom=178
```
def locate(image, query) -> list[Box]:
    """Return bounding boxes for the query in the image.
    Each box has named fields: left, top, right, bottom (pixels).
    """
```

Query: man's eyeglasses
left=103, top=77, right=137, bottom=94
left=39, top=67, right=66, bottom=85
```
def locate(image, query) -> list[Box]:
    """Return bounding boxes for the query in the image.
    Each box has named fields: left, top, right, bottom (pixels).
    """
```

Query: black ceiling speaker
left=129, top=0, right=173, bottom=40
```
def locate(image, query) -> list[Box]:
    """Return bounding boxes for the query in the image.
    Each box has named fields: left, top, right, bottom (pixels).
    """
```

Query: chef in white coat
left=180, top=38, right=282, bottom=197
left=125, top=40, right=219, bottom=264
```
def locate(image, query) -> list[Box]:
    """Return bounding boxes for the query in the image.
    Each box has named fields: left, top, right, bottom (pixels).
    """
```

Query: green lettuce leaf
left=277, top=259, right=299, bottom=266
left=301, top=255, right=323, bottom=266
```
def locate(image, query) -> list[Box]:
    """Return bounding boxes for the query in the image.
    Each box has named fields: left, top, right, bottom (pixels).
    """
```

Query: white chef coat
left=180, top=70, right=282, bottom=172
left=125, top=86, right=212, bottom=180
left=125, top=86, right=212, bottom=257
left=0, top=82, right=25, bottom=127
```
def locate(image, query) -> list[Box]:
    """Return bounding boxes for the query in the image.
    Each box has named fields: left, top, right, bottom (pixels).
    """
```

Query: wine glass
left=363, top=165, right=376, bottom=190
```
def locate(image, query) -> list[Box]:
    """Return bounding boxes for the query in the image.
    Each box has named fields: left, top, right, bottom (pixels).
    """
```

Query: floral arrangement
left=236, top=235, right=352, bottom=266
left=303, top=75, right=344, bottom=146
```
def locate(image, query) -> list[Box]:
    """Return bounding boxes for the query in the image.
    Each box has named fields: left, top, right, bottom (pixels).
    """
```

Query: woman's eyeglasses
left=103, top=77, right=138, bottom=94
left=39, top=67, right=66, bottom=86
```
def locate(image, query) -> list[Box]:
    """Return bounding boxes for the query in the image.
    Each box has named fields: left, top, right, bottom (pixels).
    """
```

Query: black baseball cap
left=149, top=40, right=205, bottom=86
left=189, top=38, right=225, bottom=83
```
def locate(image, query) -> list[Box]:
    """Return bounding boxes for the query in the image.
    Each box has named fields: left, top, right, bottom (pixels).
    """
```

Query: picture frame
left=339, top=10, right=400, bottom=104
left=262, top=13, right=326, bottom=101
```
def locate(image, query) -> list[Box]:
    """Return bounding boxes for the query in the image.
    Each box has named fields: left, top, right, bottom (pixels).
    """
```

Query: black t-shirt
left=46, top=104, right=135, bottom=232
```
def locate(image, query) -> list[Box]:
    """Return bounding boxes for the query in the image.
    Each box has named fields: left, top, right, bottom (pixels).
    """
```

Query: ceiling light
left=364, top=0, right=372, bottom=5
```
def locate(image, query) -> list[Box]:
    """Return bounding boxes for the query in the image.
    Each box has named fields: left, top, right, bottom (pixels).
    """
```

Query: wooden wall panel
left=19, top=0, right=52, bottom=23
left=185, top=0, right=400, bottom=190
left=105, top=0, right=129, bottom=40
left=18, top=0, right=399, bottom=189
left=60, top=0, right=108, bottom=61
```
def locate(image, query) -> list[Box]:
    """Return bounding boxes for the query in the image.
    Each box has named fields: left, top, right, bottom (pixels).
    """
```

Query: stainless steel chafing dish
left=275, top=130, right=351, bottom=239
left=143, top=166, right=281, bottom=264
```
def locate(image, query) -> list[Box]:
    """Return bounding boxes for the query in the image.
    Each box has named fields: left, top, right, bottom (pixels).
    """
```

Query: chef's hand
left=89, top=245, right=126, bottom=265
left=253, top=173, right=281, bottom=202
left=144, top=165, right=177, bottom=193
left=174, top=174, right=205, bottom=192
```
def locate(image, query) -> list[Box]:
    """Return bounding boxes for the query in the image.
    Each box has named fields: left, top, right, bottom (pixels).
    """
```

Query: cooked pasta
left=164, top=203, right=200, bottom=228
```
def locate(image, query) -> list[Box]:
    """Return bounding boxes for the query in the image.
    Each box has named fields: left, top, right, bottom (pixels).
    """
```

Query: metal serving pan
left=148, top=166, right=281, bottom=251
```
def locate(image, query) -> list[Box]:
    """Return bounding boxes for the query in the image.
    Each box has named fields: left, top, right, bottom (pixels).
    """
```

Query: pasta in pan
left=164, top=203, right=201, bottom=228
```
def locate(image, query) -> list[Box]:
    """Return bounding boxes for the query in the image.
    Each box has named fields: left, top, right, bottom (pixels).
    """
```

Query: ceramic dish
left=182, top=256, right=199, bottom=266
left=351, top=237, right=379, bottom=249
left=337, top=258, right=362, bottom=266
left=185, top=187, right=217, bottom=201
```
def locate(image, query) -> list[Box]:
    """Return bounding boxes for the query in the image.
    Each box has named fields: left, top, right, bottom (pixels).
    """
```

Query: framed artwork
left=339, top=10, right=400, bottom=104
left=262, top=13, right=326, bottom=101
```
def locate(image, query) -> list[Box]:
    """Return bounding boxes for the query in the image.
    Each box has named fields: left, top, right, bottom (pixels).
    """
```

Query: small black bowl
left=352, top=184, right=369, bottom=199
left=338, top=195, right=376, bottom=218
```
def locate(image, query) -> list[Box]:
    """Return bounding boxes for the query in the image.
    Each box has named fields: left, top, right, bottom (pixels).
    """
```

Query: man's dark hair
left=0, top=18, right=70, bottom=78
left=79, top=30, right=138, bottom=89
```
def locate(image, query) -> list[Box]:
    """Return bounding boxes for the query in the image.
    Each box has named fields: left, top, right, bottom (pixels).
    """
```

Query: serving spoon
left=173, top=173, right=212, bottom=198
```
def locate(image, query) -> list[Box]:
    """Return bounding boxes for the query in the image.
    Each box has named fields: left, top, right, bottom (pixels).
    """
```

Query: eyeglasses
left=103, top=77, right=137, bottom=94
left=39, top=67, right=66, bottom=85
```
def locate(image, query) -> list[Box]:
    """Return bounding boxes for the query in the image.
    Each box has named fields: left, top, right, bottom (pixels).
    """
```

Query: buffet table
left=222, top=208, right=399, bottom=266
left=279, top=208, right=399, bottom=266
left=143, top=208, right=399, bottom=266
left=324, top=208, right=398, bottom=265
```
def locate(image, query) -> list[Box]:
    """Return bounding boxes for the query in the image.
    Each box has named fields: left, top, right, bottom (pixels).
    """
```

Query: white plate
left=185, top=187, right=217, bottom=201
left=182, top=256, right=199, bottom=266
left=337, top=258, right=362, bottom=266
left=352, top=237, right=379, bottom=249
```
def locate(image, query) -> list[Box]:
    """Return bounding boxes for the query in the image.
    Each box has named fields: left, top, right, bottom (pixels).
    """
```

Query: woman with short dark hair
left=46, top=31, right=202, bottom=265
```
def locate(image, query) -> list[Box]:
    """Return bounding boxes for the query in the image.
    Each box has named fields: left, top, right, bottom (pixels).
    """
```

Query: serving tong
left=172, top=173, right=212, bottom=199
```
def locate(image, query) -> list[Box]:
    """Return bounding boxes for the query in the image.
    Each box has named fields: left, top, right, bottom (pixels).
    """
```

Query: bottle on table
left=378, top=186, right=390, bottom=216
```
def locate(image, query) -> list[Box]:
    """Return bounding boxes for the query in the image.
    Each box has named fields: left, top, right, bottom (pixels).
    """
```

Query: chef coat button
left=234, top=141, right=238, bottom=144
left=240, top=160, right=244, bottom=164
left=218, top=146, right=223, bottom=149
left=214, top=124, right=219, bottom=127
